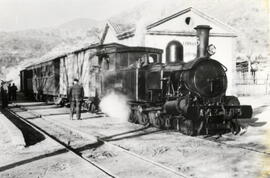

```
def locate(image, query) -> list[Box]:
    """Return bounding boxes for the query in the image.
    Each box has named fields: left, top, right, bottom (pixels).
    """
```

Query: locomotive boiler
left=128, top=25, right=253, bottom=136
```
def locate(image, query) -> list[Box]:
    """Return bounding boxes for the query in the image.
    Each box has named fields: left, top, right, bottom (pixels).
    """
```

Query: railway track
left=5, top=108, right=118, bottom=178
left=33, top=104, right=270, bottom=157
left=198, top=133, right=270, bottom=156
left=8, top=105, right=190, bottom=178
left=9, top=102, right=270, bottom=178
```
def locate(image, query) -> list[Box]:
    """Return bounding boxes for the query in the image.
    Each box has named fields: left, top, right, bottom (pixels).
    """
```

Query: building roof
left=103, top=7, right=236, bottom=42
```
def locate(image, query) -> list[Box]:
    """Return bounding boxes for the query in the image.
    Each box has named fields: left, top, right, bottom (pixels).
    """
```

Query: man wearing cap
left=69, top=78, right=84, bottom=120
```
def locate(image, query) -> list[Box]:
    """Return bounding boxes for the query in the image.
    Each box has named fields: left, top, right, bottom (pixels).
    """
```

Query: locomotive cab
left=97, top=45, right=163, bottom=102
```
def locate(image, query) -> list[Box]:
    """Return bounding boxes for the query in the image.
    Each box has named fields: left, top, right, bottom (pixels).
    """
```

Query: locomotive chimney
left=194, top=25, right=212, bottom=58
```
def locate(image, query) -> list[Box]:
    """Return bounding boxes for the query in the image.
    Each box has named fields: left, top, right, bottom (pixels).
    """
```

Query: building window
left=185, top=17, right=191, bottom=25
left=166, top=40, right=183, bottom=63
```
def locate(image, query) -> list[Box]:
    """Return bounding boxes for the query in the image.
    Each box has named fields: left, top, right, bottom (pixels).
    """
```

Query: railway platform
left=0, top=110, right=25, bottom=148
left=0, top=92, right=28, bottom=148
left=0, top=93, right=117, bottom=178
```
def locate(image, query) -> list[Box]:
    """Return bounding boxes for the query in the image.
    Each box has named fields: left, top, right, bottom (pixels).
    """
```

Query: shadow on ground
left=253, top=105, right=269, bottom=115
left=0, top=108, right=45, bottom=147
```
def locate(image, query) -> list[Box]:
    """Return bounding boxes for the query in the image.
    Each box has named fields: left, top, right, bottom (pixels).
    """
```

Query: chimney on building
left=194, top=25, right=212, bottom=58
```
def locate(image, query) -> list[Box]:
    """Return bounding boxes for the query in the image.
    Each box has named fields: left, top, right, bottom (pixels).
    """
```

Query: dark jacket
left=69, top=84, right=84, bottom=101
left=11, top=85, right=17, bottom=93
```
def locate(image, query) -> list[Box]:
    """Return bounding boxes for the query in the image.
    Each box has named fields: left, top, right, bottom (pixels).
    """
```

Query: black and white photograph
left=0, top=0, right=269, bottom=177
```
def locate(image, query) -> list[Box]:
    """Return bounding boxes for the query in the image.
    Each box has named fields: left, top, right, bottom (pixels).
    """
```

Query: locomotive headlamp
left=207, top=44, right=216, bottom=56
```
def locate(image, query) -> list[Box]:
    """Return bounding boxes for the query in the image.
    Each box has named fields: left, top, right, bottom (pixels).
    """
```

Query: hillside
left=0, top=0, right=269, bottom=82
left=0, top=18, right=104, bottom=80
left=58, top=18, right=104, bottom=32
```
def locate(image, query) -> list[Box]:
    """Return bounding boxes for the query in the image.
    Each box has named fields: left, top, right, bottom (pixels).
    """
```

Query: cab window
left=101, top=56, right=109, bottom=70
left=119, top=53, right=128, bottom=68
left=116, top=53, right=129, bottom=69
left=148, top=53, right=159, bottom=64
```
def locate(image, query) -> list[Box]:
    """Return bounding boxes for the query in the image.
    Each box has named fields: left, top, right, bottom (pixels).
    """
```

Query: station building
left=101, top=7, right=237, bottom=94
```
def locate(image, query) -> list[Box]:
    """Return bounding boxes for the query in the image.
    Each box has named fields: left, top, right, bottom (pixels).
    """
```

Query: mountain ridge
left=1, top=0, right=269, bottom=81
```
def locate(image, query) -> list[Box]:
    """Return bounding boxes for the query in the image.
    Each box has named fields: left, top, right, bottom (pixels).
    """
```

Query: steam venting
left=134, top=18, right=147, bottom=46
left=99, top=92, right=131, bottom=122
left=194, top=25, right=212, bottom=58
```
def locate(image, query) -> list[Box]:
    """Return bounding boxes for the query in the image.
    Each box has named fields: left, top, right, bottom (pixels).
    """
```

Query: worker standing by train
left=8, top=83, right=11, bottom=101
left=1, top=82, right=9, bottom=108
left=69, top=78, right=84, bottom=120
left=11, top=83, right=18, bottom=101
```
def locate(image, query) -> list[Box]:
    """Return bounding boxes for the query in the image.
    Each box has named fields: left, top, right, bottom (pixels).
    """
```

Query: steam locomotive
left=127, top=25, right=252, bottom=135
left=20, top=25, right=253, bottom=136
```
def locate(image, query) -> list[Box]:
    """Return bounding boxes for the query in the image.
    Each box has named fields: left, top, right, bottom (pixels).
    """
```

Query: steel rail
left=17, top=105, right=190, bottom=178
left=6, top=108, right=118, bottom=178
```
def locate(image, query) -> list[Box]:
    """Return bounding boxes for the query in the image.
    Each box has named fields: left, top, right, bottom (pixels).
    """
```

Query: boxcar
left=22, top=56, right=61, bottom=100
left=21, top=43, right=163, bottom=105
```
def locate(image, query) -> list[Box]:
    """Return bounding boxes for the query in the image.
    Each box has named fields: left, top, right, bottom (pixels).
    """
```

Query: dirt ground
left=22, top=95, right=269, bottom=178
left=0, top=109, right=109, bottom=178
left=1, top=95, right=270, bottom=178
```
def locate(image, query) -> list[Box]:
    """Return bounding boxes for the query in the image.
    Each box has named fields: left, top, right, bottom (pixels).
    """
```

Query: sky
left=0, top=0, right=149, bottom=31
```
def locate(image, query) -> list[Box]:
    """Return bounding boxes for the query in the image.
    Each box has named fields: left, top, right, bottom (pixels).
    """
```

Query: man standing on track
left=69, top=78, right=84, bottom=120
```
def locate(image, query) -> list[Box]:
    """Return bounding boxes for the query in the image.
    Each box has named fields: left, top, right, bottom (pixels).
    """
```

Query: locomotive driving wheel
left=180, top=119, right=195, bottom=136
left=230, top=119, right=241, bottom=135
left=128, top=110, right=136, bottom=123
left=225, top=96, right=241, bottom=135
left=153, top=115, right=165, bottom=129
left=153, top=117, right=161, bottom=128
left=132, top=110, right=149, bottom=125
left=164, top=116, right=172, bottom=129
left=89, top=103, right=96, bottom=113
left=148, top=112, right=156, bottom=125
left=138, top=112, right=150, bottom=125
left=172, top=118, right=180, bottom=131
left=196, top=118, right=204, bottom=135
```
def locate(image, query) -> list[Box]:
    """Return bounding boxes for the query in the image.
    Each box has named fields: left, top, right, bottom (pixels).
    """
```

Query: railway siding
left=8, top=105, right=189, bottom=178
left=0, top=111, right=114, bottom=178
left=9, top=102, right=270, bottom=178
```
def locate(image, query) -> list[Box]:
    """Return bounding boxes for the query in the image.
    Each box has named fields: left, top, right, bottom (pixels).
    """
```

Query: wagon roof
left=24, top=42, right=162, bottom=70
left=97, top=45, right=163, bottom=55
left=24, top=43, right=100, bottom=70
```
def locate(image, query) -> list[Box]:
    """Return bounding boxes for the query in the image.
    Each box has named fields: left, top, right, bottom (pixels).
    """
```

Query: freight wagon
left=21, top=43, right=163, bottom=108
